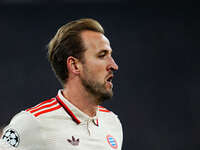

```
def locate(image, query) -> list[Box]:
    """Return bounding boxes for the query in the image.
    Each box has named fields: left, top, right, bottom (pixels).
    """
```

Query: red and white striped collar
left=56, top=90, right=99, bottom=126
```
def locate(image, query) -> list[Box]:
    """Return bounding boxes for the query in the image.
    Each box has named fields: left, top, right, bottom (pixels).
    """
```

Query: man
left=0, top=18, right=123, bottom=150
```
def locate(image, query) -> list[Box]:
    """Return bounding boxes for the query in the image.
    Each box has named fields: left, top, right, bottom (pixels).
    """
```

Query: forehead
left=81, top=30, right=112, bottom=53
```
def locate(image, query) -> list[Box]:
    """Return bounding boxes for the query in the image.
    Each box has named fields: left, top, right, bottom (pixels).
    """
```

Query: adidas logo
left=67, top=136, right=80, bottom=146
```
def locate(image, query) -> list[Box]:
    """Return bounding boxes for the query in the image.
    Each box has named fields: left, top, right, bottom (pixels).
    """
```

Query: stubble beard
left=80, top=74, right=113, bottom=104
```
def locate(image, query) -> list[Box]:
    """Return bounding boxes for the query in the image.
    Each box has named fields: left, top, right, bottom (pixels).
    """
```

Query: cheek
left=91, top=62, right=106, bottom=74
left=85, top=61, right=106, bottom=78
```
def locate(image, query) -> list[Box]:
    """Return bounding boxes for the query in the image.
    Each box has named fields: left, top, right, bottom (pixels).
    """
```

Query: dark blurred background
left=0, top=0, right=200, bottom=150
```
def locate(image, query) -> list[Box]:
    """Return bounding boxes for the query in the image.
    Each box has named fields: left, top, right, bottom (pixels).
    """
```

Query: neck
left=62, top=80, right=98, bottom=117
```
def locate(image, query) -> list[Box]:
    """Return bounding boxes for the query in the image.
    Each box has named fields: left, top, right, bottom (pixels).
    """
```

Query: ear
left=66, top=56, right=81, bottom=75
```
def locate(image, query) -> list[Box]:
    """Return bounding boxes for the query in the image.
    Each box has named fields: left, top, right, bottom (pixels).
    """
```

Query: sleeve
left=0, top=140, right=19, bottom=150
left=0, top=111, right=46, bottom=150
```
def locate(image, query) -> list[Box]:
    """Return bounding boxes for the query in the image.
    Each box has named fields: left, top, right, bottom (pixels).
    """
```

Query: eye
left=99, top=53, right=106, bottom=58
left=98, top=50, right=108, bottom=58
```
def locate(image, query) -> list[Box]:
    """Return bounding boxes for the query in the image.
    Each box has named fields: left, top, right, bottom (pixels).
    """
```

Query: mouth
left=106, top=73, right=114, bottom=82
left=106, top=75, right=114, bottom=88
left=107, top=76, right=113, bottom=82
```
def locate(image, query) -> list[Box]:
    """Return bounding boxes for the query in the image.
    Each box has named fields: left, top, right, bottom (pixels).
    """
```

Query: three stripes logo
left=67, top=136, right=80, bottom=146
left=106, top=135, right=118, bottom=149
left=26, top=98, right=61, bottom=117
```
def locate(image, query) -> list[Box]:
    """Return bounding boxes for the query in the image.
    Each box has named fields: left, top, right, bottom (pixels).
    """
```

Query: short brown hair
left=47, top=18, right=104, bottom=85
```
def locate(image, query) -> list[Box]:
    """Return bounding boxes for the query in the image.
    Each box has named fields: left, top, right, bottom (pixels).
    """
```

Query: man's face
left=79, top=30, right=118, bottom=103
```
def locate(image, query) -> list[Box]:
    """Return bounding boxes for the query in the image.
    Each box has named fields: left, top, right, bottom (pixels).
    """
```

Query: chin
left=97, top=90, right=113, bottom=104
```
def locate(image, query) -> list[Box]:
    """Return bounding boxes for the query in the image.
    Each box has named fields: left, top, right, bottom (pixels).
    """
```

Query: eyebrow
left=98, top=49, right=112, bottom=54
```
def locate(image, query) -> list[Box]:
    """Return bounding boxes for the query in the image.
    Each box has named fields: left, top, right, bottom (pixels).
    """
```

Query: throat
left=62, top=89, right=98, bottom=117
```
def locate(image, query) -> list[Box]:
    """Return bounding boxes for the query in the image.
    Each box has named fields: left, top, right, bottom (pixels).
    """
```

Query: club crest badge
left=2, top=129, right=20, bottom=147
left=106, top=134, right=118, bottom=149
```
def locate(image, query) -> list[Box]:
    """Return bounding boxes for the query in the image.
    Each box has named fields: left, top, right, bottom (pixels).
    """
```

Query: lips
left=106, top=74, right=113, bottom=83
left=106, top=74, right=114, bottom=88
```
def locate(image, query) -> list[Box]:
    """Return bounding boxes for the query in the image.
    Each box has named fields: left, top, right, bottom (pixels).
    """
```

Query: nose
left=107, top=57, right=119, bottom=72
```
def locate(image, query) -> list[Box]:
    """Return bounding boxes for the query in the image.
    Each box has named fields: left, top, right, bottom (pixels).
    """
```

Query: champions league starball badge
left=2, top=129, right=20, bottom=147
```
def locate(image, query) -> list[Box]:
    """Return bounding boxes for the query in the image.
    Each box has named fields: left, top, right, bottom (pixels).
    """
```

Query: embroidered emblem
left=106, top=135, right=118, bottom=149
left=67, top=136, right=80, bottom=146
left=2, top=129, right=20, bottom=147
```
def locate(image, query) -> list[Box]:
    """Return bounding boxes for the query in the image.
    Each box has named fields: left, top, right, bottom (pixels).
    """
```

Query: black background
left=0, top=1, right=200, bottom=150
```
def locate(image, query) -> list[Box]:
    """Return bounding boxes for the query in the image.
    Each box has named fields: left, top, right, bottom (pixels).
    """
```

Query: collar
left=56, top=90, right=99, bottom=126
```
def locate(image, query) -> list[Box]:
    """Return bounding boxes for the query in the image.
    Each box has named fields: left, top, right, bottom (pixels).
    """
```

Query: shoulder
left=0, top=97, right=62, bottom=150
left=4, top=110, right=39, bottom=132
left=1, top=110, right=45, bottom=149
left=25, top=97, right=62, bottom=118
left=98, top=105, right=118, bottom=118
left=98, top=105, right=123, bottom=147
left=98, top=105, right=122, bottom=127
